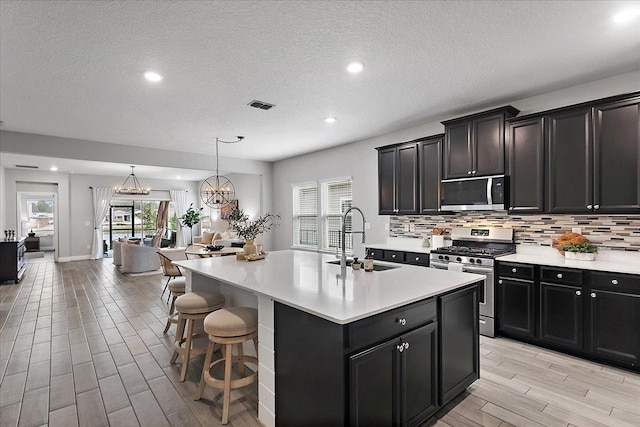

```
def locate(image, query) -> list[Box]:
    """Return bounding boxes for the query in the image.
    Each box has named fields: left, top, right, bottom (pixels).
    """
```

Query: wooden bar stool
left=170, top=291, right=225, bottom=382
left=163, top=277, right=186, bottom=334
left=195, top=307, right=258, bottom=425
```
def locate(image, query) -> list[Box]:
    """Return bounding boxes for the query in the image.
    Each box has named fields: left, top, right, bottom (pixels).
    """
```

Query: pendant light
left=114, top=166, right=150, bottom=195
left=200, top=136, right=244, bottom=208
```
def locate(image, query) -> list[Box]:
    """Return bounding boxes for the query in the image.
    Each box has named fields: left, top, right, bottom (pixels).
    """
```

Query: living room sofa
left=193, top=230, right=244, bottom=248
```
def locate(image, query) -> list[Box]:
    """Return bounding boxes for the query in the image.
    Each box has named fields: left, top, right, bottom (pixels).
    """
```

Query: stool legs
left=181, top=318, right=195, bottom=382
left=222, top=344, right=234, bottom=424
left=196, top=341, right=215, bottom=400
left=163, top=295, right=178, bottom=334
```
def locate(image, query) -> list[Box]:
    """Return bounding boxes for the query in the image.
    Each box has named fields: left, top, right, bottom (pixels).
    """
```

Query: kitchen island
left=174, top=250, right=484, bottom=427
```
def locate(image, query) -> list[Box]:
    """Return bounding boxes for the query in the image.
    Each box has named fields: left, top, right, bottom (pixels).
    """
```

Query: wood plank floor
left=1, top=257, right=638, bottom=427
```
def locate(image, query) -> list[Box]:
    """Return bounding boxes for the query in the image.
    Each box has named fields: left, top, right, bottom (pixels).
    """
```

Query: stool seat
left=204, top=307, right=258, bottom=337
left=176, top=291, right=225, bottom=314
left=168, top=277, right=186, bottom=293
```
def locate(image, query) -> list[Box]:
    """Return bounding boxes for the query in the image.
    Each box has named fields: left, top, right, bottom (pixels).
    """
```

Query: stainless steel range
left=429, top=227, right=515, bottom=337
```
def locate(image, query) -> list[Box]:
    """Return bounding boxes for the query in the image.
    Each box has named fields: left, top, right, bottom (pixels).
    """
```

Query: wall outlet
left=409, top=223, right=415, bottom=232
left=384, top=223, right=389, bottom=231
left=86, top=244, right=91, bottom=249
left=364, top=222, right=371, bottom=231
left=403, top=224, right=410, bottom=232
left=572, top=227, right=581, bottom=234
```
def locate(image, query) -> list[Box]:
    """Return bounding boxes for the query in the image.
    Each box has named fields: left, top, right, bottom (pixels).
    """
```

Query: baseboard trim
left=57, top=255, right=91, bottom=262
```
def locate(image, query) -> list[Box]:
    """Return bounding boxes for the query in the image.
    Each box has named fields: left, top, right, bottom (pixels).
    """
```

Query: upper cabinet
left=377, top=142, right=419, bottom=215
left=442, top=106, right=519, bottom=179
left=547, top=94, right=640, bottom=214
left=418, top=135, right=444, bottom=214
left=507, top=117, right=545, bottom=213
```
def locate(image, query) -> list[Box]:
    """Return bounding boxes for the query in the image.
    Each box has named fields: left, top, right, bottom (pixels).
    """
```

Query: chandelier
left=115, top=166, right=150, bottom=195
left=200, top=136, right=244, bottom=208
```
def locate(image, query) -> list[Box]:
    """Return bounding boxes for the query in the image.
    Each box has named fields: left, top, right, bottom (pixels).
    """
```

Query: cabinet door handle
left=371, top=252, right=375, bottom=256
left=587, top=204, right=592, bottom=209
left=391, top=254, right=396, bottom=258
left=397, top=344, right=404, bottom=352
left=594, top=204, right=600, bottom=210
left=467, top=171, right=472, bottom=175
left=404, top=342, right=410, bottom=350
left=509, top=207, right=514, bottom=210
left=472, top=170, right=476, bottom=174
left=557, top=273, right=563, bottom=279
left=498, top=279, right=503, bottom=284
left=512, top=268, right=517, bottom=273
left=611, top=279, right=618, bottom=285
left=590, top=292, right=596, bottom=298
left=415, top=257, right=420, bottom=261
left=397, top=318, right=406, bottom=326
left=576, top=290, right=581, bottom=296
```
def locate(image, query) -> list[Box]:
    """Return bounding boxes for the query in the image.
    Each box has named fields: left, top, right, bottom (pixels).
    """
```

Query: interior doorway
left=17, top=190, right=58, bottom=262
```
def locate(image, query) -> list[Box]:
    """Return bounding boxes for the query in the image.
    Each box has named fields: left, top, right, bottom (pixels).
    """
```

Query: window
left=321, top=178, right=352, bottom=252
left=292, top=177, right=353, bottom=253
left=292, top=183, right=318, bottom=247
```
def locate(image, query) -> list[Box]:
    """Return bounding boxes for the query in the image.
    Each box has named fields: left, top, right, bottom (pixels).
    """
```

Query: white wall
left=0, top=165, right=5, bottom=231
left=271, top=70, right=640, bottom=254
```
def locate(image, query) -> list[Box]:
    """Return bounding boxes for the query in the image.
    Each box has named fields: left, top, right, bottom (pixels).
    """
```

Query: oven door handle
left=462, top=265, right=493, bottom=274
left=430, top=261, right=449, bottom=269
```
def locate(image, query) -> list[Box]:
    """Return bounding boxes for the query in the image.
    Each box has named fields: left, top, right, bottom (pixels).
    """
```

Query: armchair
left=120, top=243, right=161, bottom=274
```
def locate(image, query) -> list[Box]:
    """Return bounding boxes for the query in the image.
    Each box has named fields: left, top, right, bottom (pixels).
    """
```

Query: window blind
left=292, top=183, right=318, bottom=247
left=321, top=178, right=352, bottom=252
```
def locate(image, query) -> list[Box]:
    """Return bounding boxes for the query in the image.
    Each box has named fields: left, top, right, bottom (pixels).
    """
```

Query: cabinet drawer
left=384, top=250, right=405, bottom=263
left=497, top=263, right=534, bottom=280
left=405, top=252, right=430, bottom=267
left=540, top=267, right=583, bottom=286
left=590, top=272, right=640, bottom=294
left=349, top=298, right=437, bottom=351
left=366, top=248, right=385, bottom=261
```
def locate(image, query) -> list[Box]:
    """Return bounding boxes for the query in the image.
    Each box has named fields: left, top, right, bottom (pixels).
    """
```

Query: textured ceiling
left=1, top=0, right=639, bottom=163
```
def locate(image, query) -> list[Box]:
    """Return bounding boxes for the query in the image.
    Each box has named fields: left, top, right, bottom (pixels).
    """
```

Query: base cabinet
left=275, top=282, right=480, bottom=426
left=497, top=261, right=640, bottom=372
left=350, top=322, right=438, bottom=427
left=0, top=239, right=26, bottom=283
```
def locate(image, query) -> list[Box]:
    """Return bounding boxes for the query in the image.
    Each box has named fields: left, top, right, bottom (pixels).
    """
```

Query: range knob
left=438, top=255, right=444, bottom=260
left=444, top=256, right=450, bottom=261
left=469, top=258, right=475, bottom=263
left=475, top=259, right=482, bottom=265
left=456, top=257, right=462, bottom=262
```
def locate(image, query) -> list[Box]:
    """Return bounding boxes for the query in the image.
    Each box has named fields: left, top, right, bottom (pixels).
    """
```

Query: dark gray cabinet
left=418, top=135, right=444, bottom=213
left=507, top=117, right=545, bottom=213
left=593, top=96, right=640, bottom=212
left=442, top=106, right=519, bottom=179
left=546, top=94, right=640, bottom=214
left=497, top=263, right=536, bottom=338
left=349, top=322, right=438, bottom=427
left=377, top=142, right=418, bottom=215
left=275, top=283, right=480, bottom=426
left=547, top=107, right=593, bottom=213
left=496, top=261, right=640, bottom=372
left=366, top=247, right=430, bottom=267
left=0, top=239, right=26, bottom=283
left=588, top=272, right=640, bottom=369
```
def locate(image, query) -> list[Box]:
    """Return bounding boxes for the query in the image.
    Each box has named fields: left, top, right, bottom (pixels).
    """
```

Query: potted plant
left=559, top=241, right=598, bottom=261
left=179, top=203, right=204, bottom=245
left=227, top=207, right=279, bottom=255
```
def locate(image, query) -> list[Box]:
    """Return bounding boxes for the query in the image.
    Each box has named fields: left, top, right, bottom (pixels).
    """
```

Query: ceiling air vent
left=248, top=100, right=275, bottom=110
left=16, top=164, right=39, bottom=169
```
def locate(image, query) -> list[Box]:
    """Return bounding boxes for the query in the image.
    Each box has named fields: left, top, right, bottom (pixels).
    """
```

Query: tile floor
left=0, top=256, right=639, bottom=426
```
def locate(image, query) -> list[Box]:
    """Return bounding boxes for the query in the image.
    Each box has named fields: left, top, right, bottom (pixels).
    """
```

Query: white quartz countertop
left=497, top=252, right=640, bottom=275
left=366, top=238, right=434, bottom=254
left=174, top=250, right=483, bottom=324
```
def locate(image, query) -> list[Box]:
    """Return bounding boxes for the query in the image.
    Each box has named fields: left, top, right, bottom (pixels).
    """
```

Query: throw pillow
left=201, top=231, right=216, bottom=245
left=119, top=237, right=128, bottom=243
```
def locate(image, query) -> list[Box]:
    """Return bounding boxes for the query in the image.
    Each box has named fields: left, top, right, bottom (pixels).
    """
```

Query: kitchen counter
left=497, top=247, right=640, bottom=275
left=366, top=236, right=441, bottom=255
left=174, top=249, right=483, bottom=426
left=174, top=249, right=482, bottom=324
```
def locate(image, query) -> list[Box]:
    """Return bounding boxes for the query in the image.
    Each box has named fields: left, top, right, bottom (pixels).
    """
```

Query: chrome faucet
left=341, top=207, right=366, bottom=269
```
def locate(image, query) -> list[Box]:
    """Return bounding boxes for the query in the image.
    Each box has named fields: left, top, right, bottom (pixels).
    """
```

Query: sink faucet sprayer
left=340, top=207, right=366, bottom=269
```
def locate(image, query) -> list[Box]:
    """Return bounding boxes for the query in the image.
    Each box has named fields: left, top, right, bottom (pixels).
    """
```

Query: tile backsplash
left=390, top=212, right=640, bottom=251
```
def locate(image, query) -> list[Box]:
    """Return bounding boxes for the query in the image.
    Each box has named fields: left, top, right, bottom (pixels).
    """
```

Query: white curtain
left=91, top=187, right=114, bottom=260
left=170, top=190, right=188, bottom=247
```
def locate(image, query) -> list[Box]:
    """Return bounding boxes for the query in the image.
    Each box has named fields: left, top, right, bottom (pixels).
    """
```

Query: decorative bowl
left=206, top=245, right=225, bottom=251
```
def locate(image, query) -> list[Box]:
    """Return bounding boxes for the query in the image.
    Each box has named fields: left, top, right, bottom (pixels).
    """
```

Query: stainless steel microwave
left=440, top=175, right=507, bottom=211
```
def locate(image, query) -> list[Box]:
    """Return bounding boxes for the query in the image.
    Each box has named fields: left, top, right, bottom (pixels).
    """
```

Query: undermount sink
left=326, top=260, right=399, bottom=271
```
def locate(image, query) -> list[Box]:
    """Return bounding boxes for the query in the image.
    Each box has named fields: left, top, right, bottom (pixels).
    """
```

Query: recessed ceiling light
left=346, top=62, right=364, bottom=74
left=613, top=8, right=640, bottom=24
left=144, top=71, right=163, bottom=82
left=325, top=117, right=337, bottom=124
left=50, top=166, right=58, bottom=171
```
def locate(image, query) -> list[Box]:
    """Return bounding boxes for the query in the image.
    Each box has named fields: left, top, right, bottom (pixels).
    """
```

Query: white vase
left=564, top=252, right=595, bottom=261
